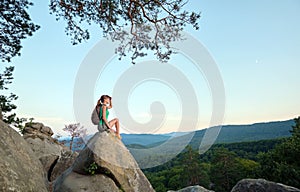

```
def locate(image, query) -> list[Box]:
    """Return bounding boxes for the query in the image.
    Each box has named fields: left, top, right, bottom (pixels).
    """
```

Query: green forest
left=143, top=117, right=300, bottom=192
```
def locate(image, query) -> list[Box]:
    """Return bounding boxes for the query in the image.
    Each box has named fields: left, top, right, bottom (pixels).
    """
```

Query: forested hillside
left=143, top=117, right=300, bottom=192
left=185, top=119, right=294, bottom=149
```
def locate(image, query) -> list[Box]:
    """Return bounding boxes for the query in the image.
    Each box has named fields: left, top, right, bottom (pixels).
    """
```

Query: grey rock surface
left=168, top=185, right=214, bottom=192
left=0, top=120, right=48, bottom=192
left=50, top=150, right=78, bottom=182
left=231, top=178, right=300, bottom=192
left=54, top=168, right=120, bottom=192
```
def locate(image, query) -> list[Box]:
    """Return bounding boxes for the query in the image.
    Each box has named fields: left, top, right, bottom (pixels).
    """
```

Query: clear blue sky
left=2, top=0, right=300, bottom=136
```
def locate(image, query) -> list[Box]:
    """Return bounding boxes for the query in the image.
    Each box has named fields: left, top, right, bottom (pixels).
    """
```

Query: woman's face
left=103, top=98, right=110, bottom=105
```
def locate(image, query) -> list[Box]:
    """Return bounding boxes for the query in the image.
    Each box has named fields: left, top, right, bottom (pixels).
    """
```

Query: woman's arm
left=107, top=98, right=113, bottom=109
left=102, top=106, right=111, bottom=129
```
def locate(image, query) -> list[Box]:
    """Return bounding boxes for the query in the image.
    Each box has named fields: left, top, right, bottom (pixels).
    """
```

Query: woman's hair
left=97, top=95, right=111, bottom=106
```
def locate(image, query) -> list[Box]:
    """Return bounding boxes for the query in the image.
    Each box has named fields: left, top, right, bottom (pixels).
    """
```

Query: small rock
left=23, top=126, right=37, bottom=135
left=41, top=125, right=54, bottom=136
left=30, top=122, right=44, bottom=130
left=231, top=178, right=300, bottom=192
left=168, top=185, right=214, bottom=192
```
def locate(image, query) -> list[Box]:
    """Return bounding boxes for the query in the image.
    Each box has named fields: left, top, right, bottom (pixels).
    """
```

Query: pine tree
left=258, top=116, right=300, bottom=188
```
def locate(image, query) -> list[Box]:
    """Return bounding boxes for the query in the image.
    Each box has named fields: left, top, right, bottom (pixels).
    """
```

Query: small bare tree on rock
left=63, top=123, right=87, bottom=151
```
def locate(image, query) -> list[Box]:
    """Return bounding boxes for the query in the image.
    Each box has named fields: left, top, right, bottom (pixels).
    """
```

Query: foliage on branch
left=49, top=0, right=200, bottom=63
left=0, top=0, right=40, bottom=62
left=0, top=67, right=16, bottom=113
left=0, top=67, right=17, bottom=114
left=0, top=66, right=29, bottom=132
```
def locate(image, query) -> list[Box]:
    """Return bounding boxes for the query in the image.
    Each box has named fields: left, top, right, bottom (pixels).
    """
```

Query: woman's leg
left=109, top=118, right=120, bottom=138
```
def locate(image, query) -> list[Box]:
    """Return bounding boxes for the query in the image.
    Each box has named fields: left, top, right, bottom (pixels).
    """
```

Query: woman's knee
left=110, top=118, right=118, bottom=124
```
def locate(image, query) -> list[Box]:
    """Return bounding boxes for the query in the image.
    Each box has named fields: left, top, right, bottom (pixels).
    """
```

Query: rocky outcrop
left=231, top=179, right=300, bottom=192
left=168, top=185, right=214, bottom=192
left=23, top=122, right=54, bottom=139
left=23, top=122, right=77, bottom=182
left=0, top=120, right=48, bottom=192
left=54, top=131, right=155, bottom=192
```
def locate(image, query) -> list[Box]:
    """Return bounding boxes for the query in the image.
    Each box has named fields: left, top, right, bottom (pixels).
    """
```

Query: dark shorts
left=98, top=123, right=110, bottom=133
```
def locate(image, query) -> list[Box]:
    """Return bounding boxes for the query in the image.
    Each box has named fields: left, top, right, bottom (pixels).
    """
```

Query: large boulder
left=54, top=169, right=120, bottom=192
left=23, top=122, right=78, bottom=182
left=231, top=178, right=300, bottom=192
left=54, top=131, right=155, bottom=192
left=168, top=185, right=214, bottom=192
left=0, top=120, right=48, bottom=192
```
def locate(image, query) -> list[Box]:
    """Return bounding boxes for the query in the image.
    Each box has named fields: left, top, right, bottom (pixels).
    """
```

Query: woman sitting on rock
left=97, top=95, right=121, bottom=139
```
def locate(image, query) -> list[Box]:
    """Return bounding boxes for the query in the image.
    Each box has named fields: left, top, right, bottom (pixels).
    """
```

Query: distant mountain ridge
left=121, top=134, right=170, bottom=146
left=121, top=119, right=295, bottom=147
left=215, top=119, right=294, bottom=143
